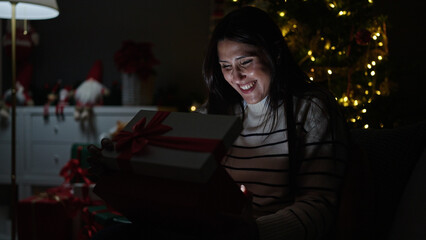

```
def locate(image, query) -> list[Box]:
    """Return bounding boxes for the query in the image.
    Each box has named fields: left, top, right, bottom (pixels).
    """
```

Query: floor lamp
left=0, top=1, right=58, bottom=239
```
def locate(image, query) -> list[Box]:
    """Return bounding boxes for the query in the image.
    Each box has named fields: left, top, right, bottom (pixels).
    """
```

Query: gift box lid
left=101, top=110, right=242, bottom=183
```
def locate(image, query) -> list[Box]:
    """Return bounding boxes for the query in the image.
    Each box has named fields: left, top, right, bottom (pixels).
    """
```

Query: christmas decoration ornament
left=74, top=60, right=109, bottom=121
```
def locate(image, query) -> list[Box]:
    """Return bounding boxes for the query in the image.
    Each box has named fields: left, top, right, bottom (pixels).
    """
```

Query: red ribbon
left=112, top=111, right=225, bottom=171
left=60, top=158, right=92, bottom=186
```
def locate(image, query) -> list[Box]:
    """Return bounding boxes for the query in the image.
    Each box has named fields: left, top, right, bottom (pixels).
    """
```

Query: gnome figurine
left=74, top=60, right=109, bottom=121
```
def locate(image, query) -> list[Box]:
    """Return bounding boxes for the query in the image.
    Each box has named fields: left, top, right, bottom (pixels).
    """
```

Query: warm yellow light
left=368, top=98, right=372, bottom=103
left=368, top=81, right=373, bottom=86
left=372, top=35, right=378, bottom=40
left=308, top=50, right=313, bottom=55
left=365, top=90, right=369, bottom=95
left=190, top=106, right=197, bottom=112
left=365, top=71, right=369, bottom=76
left=375, top=32, right=380, bottom=37
left=354, top=100, right=359, bottom=106
left=357, top=115, right=361, bottom=120
left=293, top=24, right=297, bottom=28
left=350, top=118, right=356, bottom=123
left=233, top=0, right=238, bottom=2
left=380, top=123, right=384, bottom=128
left=309, top=77, right=314, bottom=81
left=371, top=61, right=376, bottom=66
left=364, top=124, right=369, bottom=129
left=371, top=71, right=376, bottom=76
left=362, top=108, right=367, bottom=113
left=310, top=56, right=316, bottom=61
left=368, top=0, right=373, bottom=3
left=367, top=64, right=372, bottom=69
left=338, top=10, right=347, bottom=16
left=279, top=11, right=285, bottom=17
left=378, top=42, right=383, bottom=46
left=329, top=3, right=336, bottom=8
left=338, top=51, right=342, bottom=55
left=327, top=69, right=333, bottom=75
left=378, top=55, right=383, bottom=60
left=310, top=68, right=315, bottom=72
left=321, top=37, right=325, bottom=41
left=376, top=90, right=381, bottom=95
left=331, top=46, right=336, bottom=50
left=343, top=96, right=348, bottom=102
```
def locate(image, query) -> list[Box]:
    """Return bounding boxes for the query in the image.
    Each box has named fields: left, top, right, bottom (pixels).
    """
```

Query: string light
left=190, top=106, right=197, bottom=112
left=354, top=100, right=359, bottom=106
left=329, top=3, right=336, bottom=8
left=364, top=124, right=369, bottom=129
left=367, top=64, right=372, bottom=69
left=371, top=70, right=376, bottom=76
left=362, top=109, right=367, bottom=113
left=279, top=11, right=285, bottom=17
left=378, top=42, right=384, bottom=46
left=371, top=61, right=376, bottom=66
left=365, top=90, right=369, bottom=95
left=378, top=55, right=383, bottom=60
left=310, top=56, right=316, bottom=61
left=368, top=0, right=373, bottom=4
left=327, top=69, right=333, bottom=75
left=308, top=50, right=313, bottom=55
left=310, top=68, right=315, bottom=72
left=368, top=82, right=373, bottom=86
left=376, top=90, right=381, bottom=95
left=372, top=35, right=378, bottom=40
left=309, top=77, right=314, bottom=81
left=331, top=46, right=336, bottom=50
left=350, top=118, right=356, bottom=123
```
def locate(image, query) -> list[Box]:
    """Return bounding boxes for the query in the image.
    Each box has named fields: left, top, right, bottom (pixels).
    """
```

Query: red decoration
left=113, top=40, right=160, bottom=81
left=355, top=29, right=372, bottom=46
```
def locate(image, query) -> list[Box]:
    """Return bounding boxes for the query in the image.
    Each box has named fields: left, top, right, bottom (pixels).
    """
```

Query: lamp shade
left=0, top=0, right=59, bottom=20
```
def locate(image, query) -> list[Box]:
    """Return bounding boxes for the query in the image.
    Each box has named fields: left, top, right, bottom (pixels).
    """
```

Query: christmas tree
left=219, top=0, right=391, bottom=129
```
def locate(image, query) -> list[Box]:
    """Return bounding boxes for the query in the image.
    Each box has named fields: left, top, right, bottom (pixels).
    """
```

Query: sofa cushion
left=346, top=121, right=426, bottom=239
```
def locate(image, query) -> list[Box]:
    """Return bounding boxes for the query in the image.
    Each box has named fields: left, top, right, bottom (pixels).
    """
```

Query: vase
left=121, top=73, right=155, bottom=106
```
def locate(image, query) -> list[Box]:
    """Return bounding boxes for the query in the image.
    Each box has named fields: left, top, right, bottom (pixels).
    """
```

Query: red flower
left=114, top=40, right=160, bottom=80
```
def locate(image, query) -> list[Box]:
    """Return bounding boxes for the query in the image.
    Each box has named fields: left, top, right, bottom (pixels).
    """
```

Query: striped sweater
left=222, top=92, right=348, bottom=240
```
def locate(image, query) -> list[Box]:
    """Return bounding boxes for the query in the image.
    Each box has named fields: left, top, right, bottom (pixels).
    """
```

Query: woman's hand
left=87, top=138, right=114, bottom=179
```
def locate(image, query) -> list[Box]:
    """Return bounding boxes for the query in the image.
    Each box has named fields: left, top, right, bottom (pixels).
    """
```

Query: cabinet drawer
left=0, top=127, right=11, bottom=142
left=29, top=115, right=82, bottom=142
left=25, top=143, right=72, bottom=176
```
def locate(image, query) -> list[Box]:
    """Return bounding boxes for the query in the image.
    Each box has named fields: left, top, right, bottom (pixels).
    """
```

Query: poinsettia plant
left=114, top=40, right=160, bottom=81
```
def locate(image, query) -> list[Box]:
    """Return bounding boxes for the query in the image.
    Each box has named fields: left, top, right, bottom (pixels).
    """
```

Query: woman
left=202, top=6, right=349, bottom=240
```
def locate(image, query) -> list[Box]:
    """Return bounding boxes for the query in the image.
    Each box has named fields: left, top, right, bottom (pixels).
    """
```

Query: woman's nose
left=232, top=67, right=246, bottom=82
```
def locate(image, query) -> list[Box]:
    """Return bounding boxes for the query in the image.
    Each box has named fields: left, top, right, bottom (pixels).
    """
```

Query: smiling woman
left=202, top=6, right=350, bottom=240
left=218, top=39, right=271, bottom=104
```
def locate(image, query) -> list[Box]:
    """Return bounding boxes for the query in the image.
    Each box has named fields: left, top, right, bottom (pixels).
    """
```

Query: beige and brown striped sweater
left=223, top=92, right=349, bottom=240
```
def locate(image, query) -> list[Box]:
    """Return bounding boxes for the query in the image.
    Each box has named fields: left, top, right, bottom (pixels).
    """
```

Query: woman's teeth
left=240, top=81, right=256, bottom=90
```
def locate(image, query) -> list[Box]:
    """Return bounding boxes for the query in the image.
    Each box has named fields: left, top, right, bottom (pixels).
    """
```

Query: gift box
left=79, top=205, right=129, bottom=239
left=94, top=110, right=247, bottom=229
left=17, top=186, right=81, bottom=240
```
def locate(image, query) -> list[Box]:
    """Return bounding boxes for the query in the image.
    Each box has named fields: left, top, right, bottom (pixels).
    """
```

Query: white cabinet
left=0, top=106, right=157, bottom=199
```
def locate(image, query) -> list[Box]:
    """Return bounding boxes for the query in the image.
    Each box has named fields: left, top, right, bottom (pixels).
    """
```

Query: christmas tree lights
left=222, top=0, right=391, bottom=128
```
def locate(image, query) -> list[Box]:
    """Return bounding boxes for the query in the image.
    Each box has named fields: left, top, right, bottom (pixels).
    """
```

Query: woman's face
left=217, top=39, right=271, bottom=104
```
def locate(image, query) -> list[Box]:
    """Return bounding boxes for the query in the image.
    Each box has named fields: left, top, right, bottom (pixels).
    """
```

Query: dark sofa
left=334, top=120, right=426, bottom=240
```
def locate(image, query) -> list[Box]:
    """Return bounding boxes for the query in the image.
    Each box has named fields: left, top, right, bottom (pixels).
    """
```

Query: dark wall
left=29, top=0, right=212, bottom=106
left=374, top=0, right=426, bottom=126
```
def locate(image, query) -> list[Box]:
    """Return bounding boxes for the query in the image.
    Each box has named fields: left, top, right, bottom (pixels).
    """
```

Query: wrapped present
left=17, top=186, right=81, bottom=240
left=79, top=205, right=129, bottom=240
left=94, top=110, right=247, bottom=229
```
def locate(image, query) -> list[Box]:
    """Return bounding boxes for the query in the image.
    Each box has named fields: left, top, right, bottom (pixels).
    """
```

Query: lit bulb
left=354, top=100, right=359, bottom=106
left=350, top=118, right=356, bottom=123
left=378, top=55, right=383, bottom=60
left=190, top=106, right=197, bottom=112
left=331, top=46, right=336, bottom=50
left=375, top=33, right=380, bottom=37
left=308, top=50, right=313, bottom=55
left=367, top=64, right=372, bottom=69
left=310, top=68, right=315, bottom=72
left=376, top=90, right=381, bottom=95
left=368, top=0, right=373, bottom=3
left=372, top=61, right=376, bottom=66
left=380, top=123, right=384, bottom=128
left=310, top=56, right=316, bottom=61
left=371, top=71, right=376, bottom=76
left=343, top=96, right=348, bottom=102
left=372, top=35, right=378, bottom=40
left=364, top=124, right=369, bottom=129
left=362, top=109, right=367, bottom=113
left=368, top=82, right=373, bottom=86
left=293, top=24, right=297, bottom=28
left=279, top=11, right=285, bottom=17
left=309, top=77, right=314, bottom=81
left=327, top=69, right=333, bottom=75
left=329, top=3, right=336, bottom=8
left=378, top=42, right=384, bottom=46
left=365, top=90, right=369, bottom=95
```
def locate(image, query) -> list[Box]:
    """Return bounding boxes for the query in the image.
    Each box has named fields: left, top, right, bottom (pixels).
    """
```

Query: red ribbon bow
left=112, top=111, right=225, bottom=170
left=60, top=158, right=92, bottom=186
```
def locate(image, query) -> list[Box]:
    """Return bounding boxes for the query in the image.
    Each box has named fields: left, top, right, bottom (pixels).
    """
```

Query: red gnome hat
left=86, top=60, right=103, bottom=82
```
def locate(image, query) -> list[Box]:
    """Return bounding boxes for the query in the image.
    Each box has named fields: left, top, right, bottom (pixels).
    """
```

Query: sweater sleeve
left=256, top=96, right=349, bottom=240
